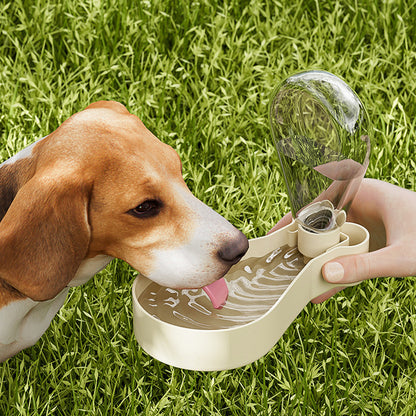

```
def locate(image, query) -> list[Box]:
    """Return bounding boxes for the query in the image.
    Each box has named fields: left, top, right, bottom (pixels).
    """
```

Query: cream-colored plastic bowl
left=132, top=221, right=369, bottom=371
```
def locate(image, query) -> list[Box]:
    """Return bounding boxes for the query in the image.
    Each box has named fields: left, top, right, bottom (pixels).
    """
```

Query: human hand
left=269, top=178, right=416, bottom=303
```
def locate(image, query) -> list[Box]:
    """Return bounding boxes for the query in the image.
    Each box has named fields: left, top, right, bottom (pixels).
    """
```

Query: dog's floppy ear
left=0, top=173, right=91, bottom=301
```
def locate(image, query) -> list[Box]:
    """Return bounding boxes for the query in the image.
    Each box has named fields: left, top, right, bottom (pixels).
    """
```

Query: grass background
left=1, top=0, right=416, bottom=414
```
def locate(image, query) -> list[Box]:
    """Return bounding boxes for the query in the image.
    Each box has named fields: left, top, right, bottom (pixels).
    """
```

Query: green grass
left=1, top=0, right=416, bottom=414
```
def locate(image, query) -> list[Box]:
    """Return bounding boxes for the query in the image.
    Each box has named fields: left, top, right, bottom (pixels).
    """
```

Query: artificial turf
left=1, top=0, right=416, bottom=414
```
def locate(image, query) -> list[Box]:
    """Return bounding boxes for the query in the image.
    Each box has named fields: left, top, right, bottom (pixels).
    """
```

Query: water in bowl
left=138, top=245, right=305, bottom=330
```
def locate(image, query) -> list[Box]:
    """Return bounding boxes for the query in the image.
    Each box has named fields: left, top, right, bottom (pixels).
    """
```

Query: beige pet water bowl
left=132, top=218, right=369, bottom=371
left=132, top=70, right=372, bottom=370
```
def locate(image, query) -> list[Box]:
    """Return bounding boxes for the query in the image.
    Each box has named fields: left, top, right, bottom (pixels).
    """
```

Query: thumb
left=322, top=246, right=399, bottom=284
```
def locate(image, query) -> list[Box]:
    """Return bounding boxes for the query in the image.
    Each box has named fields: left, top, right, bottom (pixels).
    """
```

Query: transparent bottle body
left=269, top=71, right=371, bottom=232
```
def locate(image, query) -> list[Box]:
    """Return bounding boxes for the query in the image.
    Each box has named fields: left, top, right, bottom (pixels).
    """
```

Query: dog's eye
left=129, top=200, right=162, bottom=218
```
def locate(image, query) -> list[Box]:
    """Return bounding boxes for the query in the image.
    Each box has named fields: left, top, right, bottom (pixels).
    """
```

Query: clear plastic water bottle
left=269, top=70, right=371, bottom=232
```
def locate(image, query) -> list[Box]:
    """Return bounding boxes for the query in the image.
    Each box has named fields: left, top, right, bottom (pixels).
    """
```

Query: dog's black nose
left=217, top=232, right=249, bottom=265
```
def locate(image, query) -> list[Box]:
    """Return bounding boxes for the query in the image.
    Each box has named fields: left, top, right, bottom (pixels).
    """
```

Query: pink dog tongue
left=203, top=278, right=228, bottom=309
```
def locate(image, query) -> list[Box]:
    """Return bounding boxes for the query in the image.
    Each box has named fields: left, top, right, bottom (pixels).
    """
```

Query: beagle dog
left=0, top=101, right=248, bottom=362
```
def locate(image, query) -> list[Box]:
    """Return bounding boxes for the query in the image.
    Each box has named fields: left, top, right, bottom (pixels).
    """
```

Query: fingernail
left=324, top=262, right=344, bottom=282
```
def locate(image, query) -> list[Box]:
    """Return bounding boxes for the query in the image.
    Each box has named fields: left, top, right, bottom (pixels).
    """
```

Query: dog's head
left=0, top=101, right=248, bottom=301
